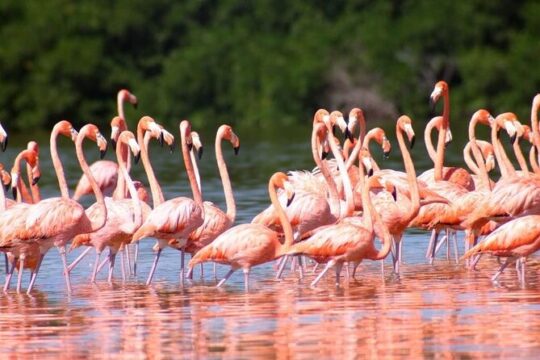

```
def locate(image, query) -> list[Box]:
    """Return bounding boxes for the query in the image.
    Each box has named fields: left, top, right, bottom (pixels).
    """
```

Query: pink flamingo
left=188, top=172, right=295, bottom=291
left=0, top=149, right=40, bottom=292
left=73, top=89, right=137, bottom=200
left=463, top=140, right=496, bottom=189
left=13, top=141, right=42, bottom=204
left=69, top=130, right=146, bottom=283
left=0, top=123, right=7, bottom=152
left=1, top=123, right=107, bottom=293
left=286, top=156, right=393, bottom=287
left=131, top=119, right=204, bottom=285
left=184, top=125, right=240, bottom=279
left=463, top=214, right=540, bottom=285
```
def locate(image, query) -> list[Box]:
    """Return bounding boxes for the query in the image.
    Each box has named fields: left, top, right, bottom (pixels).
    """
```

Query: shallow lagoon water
left=1, top=126, right=539, bottom=358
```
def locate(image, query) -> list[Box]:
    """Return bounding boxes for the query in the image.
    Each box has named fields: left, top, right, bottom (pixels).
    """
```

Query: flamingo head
left=472, top=109, right=494, bottom=127
left=0, top=123, right=7, bottom=152
left=430, top=81, right=448, bottom=108
left=359, top=148, right=374, bottom=177
left=110, top=116, right=128, bottom=149
left=118, top=130, right=141, bottom=165
left=398, top=115, right=416, bottom=149
left=81, top=124, right=108, bottom=159
left=271, top=172, right=295, bottom=207
left=191, top=131, right=203, bottom=159
left=160, top=126, right=175, bottom=153
left=495, top=113, right=518, bottom=144
left=219, top=125, right=240, bottom=156
left=118, top=89, right=138, bottom=108
left=521, top=125, right=533, bottom=144
left=10, top=149, right=40, bottom=199
left=367, top=128, right=391, bottom=159
left=347, top=108, right=364, bottom=140
left=55, top=120, right=78, bottom=142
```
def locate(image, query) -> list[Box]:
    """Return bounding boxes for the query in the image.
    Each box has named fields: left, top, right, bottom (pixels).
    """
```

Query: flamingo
left=131, top=119, right=204, bottom=286
left=188, top=172, right=295, bottom=291
left=0, top=123, right=107, bottom=293
left=462, top=215, right=540, bottom=285
left=69, top=130, right=146, bottom=283
left=0, top=149, right=40, bottom=292
left=14, top=141, right=42, bottom=204
left=73, top=89, right=137, bottom=200
left=463, top=140, right=496, bottom=190
left=253, top=115, right=355, bottom=279
left=0, top=123, right=7, bottom=152
left=286, top=156, right=393, bottom=287
left=184, top=125, right=240, bottom=279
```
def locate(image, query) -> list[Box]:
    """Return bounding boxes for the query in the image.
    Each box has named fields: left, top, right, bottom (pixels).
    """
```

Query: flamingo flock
left=1, top=83, right=540, bottom=295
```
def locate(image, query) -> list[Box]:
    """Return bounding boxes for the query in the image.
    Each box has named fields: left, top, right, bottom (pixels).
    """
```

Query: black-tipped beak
left=12, top=186, right=17, bottom=200
left=100, top=148, right=107, bottom=160
left=429, top=97, right=436, bottom=112
left=111, top=138, right=117, bottom=150
left=287, top=193, right=295, bottom=207
left=383, top=150, right=390, bottom=160
left=332, top=125, right=337, bottom=136
left=32, top=176, right=40, bottom=186
left=510, top=134, right=517, bottom=145
left=345, top=128, right=354, bottom=142
left=134, top=153, right=141, bottom=164
left=133, top=102, right=138, bottom=109
left=187, top=142, right=193, bottom=152
left=321, top=151, right=329, bottom=160
left=1, top=137, right=7, bottom=152
left=169, top=139, right=175, bottom=154
left=198, top=147, right=204, bottom=159
left=3, top=182, right=8, bottom=192
left=392, top=188, right=397, bottom=201
left=410, top=135, right=416, bottom=149
left=159, top=132, right=164, bottom=147
left=368, top=168, right=374, bottom=177
left=233, top=146, right=239, bottom=156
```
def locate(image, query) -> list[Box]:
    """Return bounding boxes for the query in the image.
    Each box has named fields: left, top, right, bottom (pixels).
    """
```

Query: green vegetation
left=1, top=0, right=538, bottom=132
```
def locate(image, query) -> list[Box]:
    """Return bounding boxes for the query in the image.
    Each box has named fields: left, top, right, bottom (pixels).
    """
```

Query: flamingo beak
left=187, top=142, right=193, bottom=152
left=169, top=139, right=175, bottom=154
left=133, top=101, right=138, bottom=109
left=12, top=186, right=17, bottom=200
left=32, top=176, right=40, bottom=186
left=100, top=142, right=108, bottom=159
left=287, top=192, right=295, bottom=207
left=3, top=182, right=8, bottom=192
left=197, top=146, right=204, bottom=159
left=1, top=137, right=7, bottom=152
left=368, top=168, right=374, bottom=177
left=233, top=146, right=239, bottom=156
left=159, top=132, right=164, bottom=147
left=321, top=151, right=329, bottom=160
left=410, top=135, right=416, bottom=149
left=391, top=187, right=397, bottom=201
left=111, top=138, right=117, bottom=150
left=134, top=152, right=141, bottom=164
left=345, top=128, right=354, bottom=142
left=383, top=150, right=390, bottom=160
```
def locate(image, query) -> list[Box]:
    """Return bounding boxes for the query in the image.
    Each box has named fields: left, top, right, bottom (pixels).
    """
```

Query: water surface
left=1, top=125, right=539, bottom=358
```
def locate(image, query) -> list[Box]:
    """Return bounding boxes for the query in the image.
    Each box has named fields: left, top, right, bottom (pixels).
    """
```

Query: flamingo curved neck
left=76, top=131, right=106, bottom=232
left=513, top=138, right=530, bottom=177
left=468, top=116, right=491, bottom=190
left=463, top=142, right=481, bottom=175
left=327, top=129, right=354, bottom=218
left=215, top=130, right=236, bottom=223
left=491, top=124, right=516, bottom=179
left=269, top=180, right=294, bottom=252
left=312, top=125, right=340, bottom=219
left=397, top=124, right=420, bottom=224
left=180, top=126, right=203, bottom=207
left=138, top=124, right=164, bottom=207
left=117, top=138, right=142, bottom=229
left=113, top=120, right=130, bottom=200
left=529, top=146, right=540, bottom=174
left=424, top=120, right=438, bottom=164
left=362, top=132, right=381, bottom=172
left=50, top=127, right=70, bottom=199
left=434, top=92, right=449, bottom=181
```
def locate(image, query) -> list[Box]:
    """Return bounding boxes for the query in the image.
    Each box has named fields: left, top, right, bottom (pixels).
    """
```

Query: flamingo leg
left=16, top=256, right=25, bottom=293
left=470, top=254, right=483, bottom=270
left=213, top=263, right=217, bottom=280
left=3, top=258, right=16, bottom=292
left=452, top=231, right=459, bottom=263
left=200, top=263, right=204, bottom=280
left=426, top=229, right=437, bottom=258
left=335, top=262, right=343, bottom=287
left=4, top=253, right=8, bottom=274
left=312, top=262, right=319, bottom=274
left=275, top=255, right=289, bottom=280
left=90, top=251, right=101, bottom=283
left=428, top=230, right=440, bottom=265
left=108, top=251, right=117, bottom=284
left=125, top=245, right=132, bottom=276
left=179, top=250, right=185, bottom=286
left=434, top=235, right=448, bottom=257
left=186, top=266, right=194, bottom=280
left=59, top=246, right=72, bottom=293
left=492, top=257, right=516, bottom=282
left=297, top=256, right=304, bottom=279
left=133, top=243, right=139, bottom=276
left=97, top=256, right=109, bottom=274
left=345, top=262, right=350, bottom=280
left=446, top=229, right=450, bottom=260
left=120, top=249, right=126, bottom=282
left=243, top=268, right=250, bottom=292
left=398, top=239, right=404, bottom=264
left=351, top=262, right=360, bottom=279
left=67, top=247, right=92, bottom=273
left=311, top=260, right=336, bottom=287
left=217, top=268, right=235, bottom=288
left=146, top=248, right=162, bottom=286
left=27, top=254, right=45, bottom=294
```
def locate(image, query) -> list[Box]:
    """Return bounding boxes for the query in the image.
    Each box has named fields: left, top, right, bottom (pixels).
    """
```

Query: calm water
left=1, top=125, right=539, bottom=358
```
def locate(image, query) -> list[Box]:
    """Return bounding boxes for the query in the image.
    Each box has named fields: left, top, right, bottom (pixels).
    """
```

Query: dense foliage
left=1, top=0, right=539, bottom=132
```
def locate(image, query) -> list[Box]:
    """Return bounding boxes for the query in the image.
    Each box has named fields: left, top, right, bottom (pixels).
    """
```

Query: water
left=1, top=124, right=539, bottom=358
